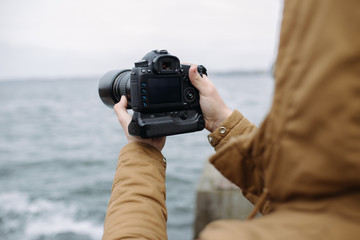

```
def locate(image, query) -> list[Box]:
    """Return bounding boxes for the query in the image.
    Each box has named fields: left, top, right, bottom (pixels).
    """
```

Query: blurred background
left=0, top=0, right=282, bottom=239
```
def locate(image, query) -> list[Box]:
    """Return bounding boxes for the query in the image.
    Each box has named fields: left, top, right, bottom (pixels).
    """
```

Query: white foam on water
left=0, top=191, right=103, bottom=240
left=25, top=214, right=103, bottom=239
left=0, top=191, right=29, bottom=212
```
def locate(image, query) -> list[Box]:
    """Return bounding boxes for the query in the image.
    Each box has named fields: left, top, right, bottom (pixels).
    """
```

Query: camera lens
left=98, top=69, right=131, bottom=108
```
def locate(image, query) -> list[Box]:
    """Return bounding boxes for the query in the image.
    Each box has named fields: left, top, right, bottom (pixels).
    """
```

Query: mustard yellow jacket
left=103, top=0, right=360, bottom=239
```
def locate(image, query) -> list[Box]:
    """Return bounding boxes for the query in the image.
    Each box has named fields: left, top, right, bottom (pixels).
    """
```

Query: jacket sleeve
left=207, top=110, right=272, bottom=215
left=207, top=110, right=257, bottom=151
left=102, top=142, right=167, bottom=240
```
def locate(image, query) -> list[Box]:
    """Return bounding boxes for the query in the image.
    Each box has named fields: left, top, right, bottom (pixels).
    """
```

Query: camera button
left=184, top=88, right=196, bottom=103
left=180, top=112, right=188, bottom=120
left=141, top=69, right=146, bottom=73
left=141, top=82, right=147, bottom=88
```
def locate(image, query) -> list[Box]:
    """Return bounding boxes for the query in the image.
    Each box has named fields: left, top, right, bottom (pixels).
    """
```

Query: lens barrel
left=98, top=69, right=131, bottom=108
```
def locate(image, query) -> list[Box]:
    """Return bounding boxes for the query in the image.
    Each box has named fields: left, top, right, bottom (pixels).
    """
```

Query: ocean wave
left=0, top=192, right=103, bottom=240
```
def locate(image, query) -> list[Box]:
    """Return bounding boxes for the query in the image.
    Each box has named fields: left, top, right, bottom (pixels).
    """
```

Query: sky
left=0, top=0, right=283, bottom=80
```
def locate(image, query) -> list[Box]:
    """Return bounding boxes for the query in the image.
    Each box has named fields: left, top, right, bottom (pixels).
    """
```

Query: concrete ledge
left=193, top=161, right=254, bottom=238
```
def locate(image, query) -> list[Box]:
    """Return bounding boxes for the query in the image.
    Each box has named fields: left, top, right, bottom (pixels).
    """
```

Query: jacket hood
left=210, top=0, right=360, bottom=203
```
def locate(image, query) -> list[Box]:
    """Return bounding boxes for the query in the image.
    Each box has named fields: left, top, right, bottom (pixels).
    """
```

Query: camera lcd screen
left=147, top=77, right=181, bottom=104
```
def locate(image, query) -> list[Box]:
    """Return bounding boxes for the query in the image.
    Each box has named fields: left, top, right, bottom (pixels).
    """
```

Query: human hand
left=114, top=96, right=166, bottom=152
left=188, top=65, right=233, bottom=132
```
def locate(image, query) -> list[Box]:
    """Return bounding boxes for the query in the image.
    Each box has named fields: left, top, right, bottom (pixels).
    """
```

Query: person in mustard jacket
left=102, top=0, right=360, bottom=239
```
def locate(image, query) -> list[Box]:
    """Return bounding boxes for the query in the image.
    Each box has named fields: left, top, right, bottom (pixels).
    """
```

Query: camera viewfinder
left=162, top=61, right=172, bottom=70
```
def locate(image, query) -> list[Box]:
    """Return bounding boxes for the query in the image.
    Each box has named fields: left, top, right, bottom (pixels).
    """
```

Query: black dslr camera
left=98, top=50, right=205, bottom=138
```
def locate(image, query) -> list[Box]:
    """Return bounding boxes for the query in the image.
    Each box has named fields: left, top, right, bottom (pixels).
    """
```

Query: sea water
left=0, top=73, right=274, bottom=240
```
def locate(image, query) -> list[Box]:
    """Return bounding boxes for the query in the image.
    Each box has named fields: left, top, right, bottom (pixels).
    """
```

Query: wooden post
left=193, top=161, right=254, bottom=239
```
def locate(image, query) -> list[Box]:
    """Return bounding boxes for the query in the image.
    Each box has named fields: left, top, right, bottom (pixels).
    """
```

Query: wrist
left=209, top=108, right=233, bottom=132
left=207, top=110, right=244, bottom=150
left=126, top=137, right=166, bottom=152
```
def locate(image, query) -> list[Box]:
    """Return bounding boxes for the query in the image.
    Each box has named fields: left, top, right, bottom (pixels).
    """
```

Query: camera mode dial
left=135, top=60, right=149, bottom=67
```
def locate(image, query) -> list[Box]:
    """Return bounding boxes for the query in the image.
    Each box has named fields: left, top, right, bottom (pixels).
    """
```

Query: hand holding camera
left=114, top=95, right=166, bottom=151
left=99, top=49, right=232, bottom=142
left=187, top=65, right=232, bottom=133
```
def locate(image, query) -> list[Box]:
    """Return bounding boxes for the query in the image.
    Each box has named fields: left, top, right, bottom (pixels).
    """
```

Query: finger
left=114, top=96, right=132, bottom=129
left=189, top=65, right=209, bottom=88
left=114, top=95, right=127, bottom=115
left=189, top=65, right=213, bottom=95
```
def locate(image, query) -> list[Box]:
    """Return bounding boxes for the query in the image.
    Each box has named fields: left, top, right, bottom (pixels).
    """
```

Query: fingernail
left=197, top=65, right=207, bottom=78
